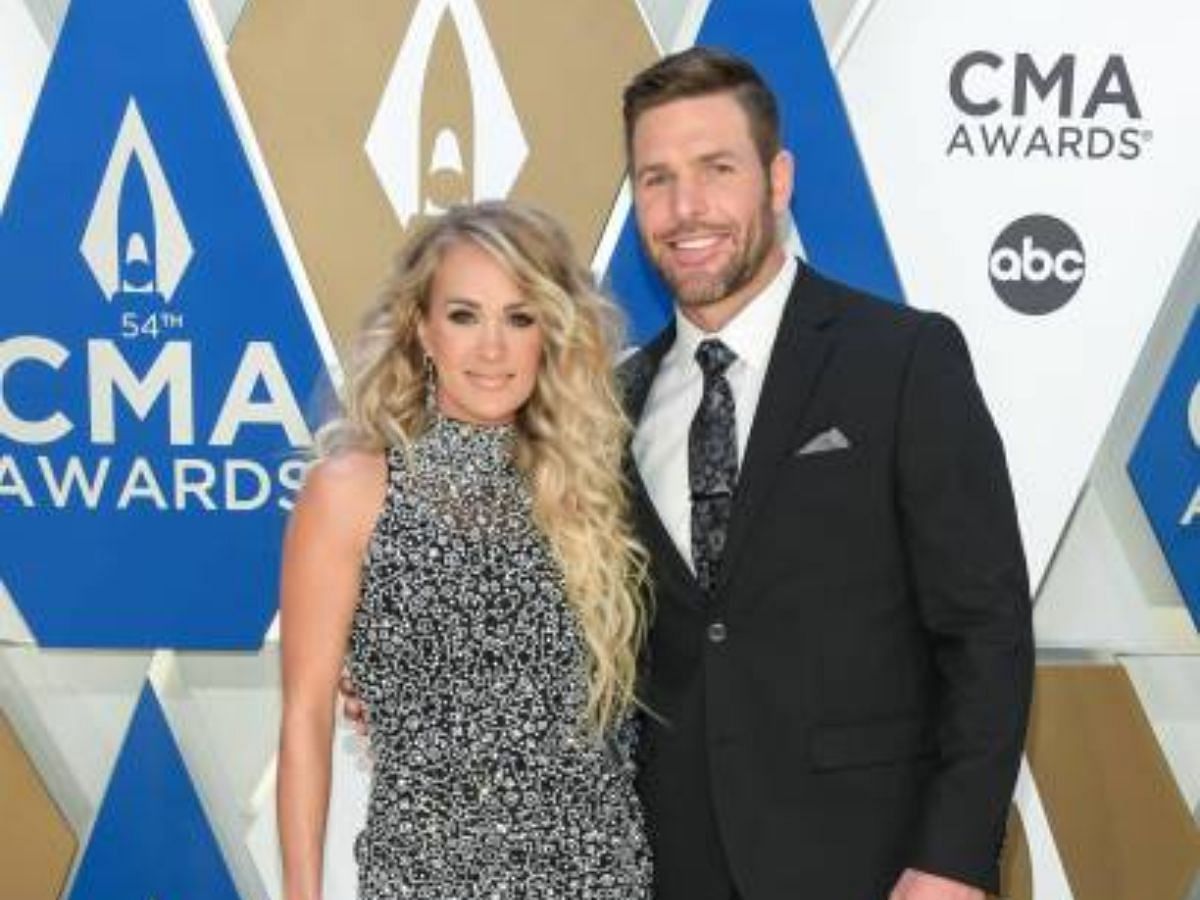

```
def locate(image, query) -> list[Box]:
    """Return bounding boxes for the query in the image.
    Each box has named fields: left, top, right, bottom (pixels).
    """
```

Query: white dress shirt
left=632, top=257, right=798, bottom=569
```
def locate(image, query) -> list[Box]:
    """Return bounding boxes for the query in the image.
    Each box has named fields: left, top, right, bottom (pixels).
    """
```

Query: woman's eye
left=508, top=312, right=537, bottom=328
left=448, top=309, right=476, bottom=324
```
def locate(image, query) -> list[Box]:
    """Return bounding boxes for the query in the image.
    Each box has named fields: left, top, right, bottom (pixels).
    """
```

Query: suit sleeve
left=894, top=313, right=1034, bottom=893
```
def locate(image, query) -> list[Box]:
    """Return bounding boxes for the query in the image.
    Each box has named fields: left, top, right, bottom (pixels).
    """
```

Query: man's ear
left=769, top=149, right=794, bottom=216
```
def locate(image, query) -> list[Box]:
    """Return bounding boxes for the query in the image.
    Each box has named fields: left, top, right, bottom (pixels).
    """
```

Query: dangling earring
left=423, top=354, right=438, bottom=413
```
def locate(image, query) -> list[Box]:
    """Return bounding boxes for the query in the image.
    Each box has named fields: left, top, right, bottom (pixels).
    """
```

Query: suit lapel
left=621, top=325, right=702, bottom=601
left=716, top=265, right=840, bottom=596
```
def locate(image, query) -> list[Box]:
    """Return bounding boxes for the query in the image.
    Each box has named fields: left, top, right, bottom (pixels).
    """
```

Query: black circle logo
left=988, top=214, right=1085, bottom=315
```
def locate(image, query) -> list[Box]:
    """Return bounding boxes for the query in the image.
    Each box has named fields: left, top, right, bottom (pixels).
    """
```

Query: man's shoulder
left=616, top=344, right=658, bottom=416
left=616, top=343, right=658, bottom=381
left=615, top=324, right=674, bottom=400
left=801, top=263, right=957, bottom=346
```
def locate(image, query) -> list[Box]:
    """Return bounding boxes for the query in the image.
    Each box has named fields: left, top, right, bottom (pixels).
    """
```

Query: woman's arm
left=277, top=451, right=386, bottom=900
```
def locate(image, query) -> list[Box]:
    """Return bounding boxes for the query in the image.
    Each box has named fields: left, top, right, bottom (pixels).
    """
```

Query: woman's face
left=418, top=241, right=545, bottom=426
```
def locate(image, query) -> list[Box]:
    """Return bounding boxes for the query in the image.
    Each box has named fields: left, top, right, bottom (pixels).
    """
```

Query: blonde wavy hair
left=319, top=201, right=649, bottom=736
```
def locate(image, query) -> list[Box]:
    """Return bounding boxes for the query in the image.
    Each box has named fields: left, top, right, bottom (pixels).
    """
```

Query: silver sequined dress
left=347, top=416, right=651, bottom=899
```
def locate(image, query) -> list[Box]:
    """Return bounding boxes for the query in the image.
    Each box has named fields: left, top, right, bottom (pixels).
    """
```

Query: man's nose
left=671, top=173, right=708, bottom=222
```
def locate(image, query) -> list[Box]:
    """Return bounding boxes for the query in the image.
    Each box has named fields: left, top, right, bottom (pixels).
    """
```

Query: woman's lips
left=466, top=372, right=512, bottom=390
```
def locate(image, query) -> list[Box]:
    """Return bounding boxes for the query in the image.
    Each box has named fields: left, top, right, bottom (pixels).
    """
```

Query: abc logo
left=989, top=214, right=1085, bottom=315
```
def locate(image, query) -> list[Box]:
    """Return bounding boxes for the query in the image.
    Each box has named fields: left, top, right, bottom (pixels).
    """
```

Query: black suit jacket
left=621, top=263, right=1033, bottom=900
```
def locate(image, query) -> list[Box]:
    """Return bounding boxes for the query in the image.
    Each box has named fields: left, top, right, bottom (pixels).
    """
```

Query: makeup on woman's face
left=418, top=241, right=544, bottom=425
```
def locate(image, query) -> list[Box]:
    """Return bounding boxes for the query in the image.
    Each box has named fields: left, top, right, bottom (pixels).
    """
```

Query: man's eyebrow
left=634, top=150, right=738, bottom=179
left=633, top=161, right=669, bottom=179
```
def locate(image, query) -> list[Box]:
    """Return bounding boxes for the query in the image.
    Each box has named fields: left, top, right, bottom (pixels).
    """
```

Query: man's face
left=630, top=92, right=792, bottom=326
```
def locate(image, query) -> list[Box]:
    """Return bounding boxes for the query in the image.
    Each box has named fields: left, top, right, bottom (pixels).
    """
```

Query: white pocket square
left=795, top=427, right=851, bottom=456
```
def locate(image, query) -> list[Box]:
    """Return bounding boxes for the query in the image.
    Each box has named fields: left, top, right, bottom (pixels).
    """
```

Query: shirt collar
left=672, top=256, right=797, bottom=372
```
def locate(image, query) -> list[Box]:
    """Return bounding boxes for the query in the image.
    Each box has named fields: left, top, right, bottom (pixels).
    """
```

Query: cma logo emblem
left=951, top=52, right=1141, bottom=120
left=366, top=0, right=528, bottom=228
left=988, top=214, right=1085, bottom=315
left=947, top=52, right=1151, bottom=161
left=81, top=98, right=193, bottom=303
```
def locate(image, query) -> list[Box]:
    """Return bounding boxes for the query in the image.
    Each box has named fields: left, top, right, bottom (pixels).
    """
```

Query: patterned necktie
left=689, top=339, right=738, bottom=594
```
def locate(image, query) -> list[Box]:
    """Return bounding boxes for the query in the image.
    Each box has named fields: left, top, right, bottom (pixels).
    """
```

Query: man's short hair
left=622, top=47, right=781, bottom=166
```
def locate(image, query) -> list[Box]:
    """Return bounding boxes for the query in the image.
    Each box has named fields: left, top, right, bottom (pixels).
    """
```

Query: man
left=619, top=48, right=1033, bottom=900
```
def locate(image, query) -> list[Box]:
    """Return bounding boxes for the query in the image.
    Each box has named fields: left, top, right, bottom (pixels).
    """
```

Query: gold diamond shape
left=0, top=711, right=77, bottom=900
left=1025, top=666, right=1200, bottom=899
left=229, top=0, right=656, bottom=354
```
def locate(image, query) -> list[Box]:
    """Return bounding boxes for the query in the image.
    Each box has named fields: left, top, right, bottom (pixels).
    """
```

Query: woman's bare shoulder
left=291, top=450, right=390, bottom=551
left=305, top=449, right=388, bottom=495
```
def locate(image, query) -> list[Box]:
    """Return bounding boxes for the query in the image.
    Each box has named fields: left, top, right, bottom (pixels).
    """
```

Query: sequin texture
left=348, top=416, right=651, bottom=899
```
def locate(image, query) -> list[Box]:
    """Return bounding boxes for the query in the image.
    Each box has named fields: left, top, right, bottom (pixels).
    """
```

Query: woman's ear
left=416, top=318, right=428, bottom=357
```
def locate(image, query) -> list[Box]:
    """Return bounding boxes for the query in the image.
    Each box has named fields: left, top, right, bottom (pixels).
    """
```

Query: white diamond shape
left=80, top=98, right=194, bottom=303
left=365, top=0, right=528, bottom=228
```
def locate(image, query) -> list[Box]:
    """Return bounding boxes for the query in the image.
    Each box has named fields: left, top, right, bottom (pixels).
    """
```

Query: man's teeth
left=672, top=235, right=721, bottom=250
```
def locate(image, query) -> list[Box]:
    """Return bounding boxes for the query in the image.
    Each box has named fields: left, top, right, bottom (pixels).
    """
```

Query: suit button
left=707, top=621, right=727, bottom=643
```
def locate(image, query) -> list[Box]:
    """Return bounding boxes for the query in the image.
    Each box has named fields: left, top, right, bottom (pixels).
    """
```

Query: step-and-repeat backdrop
left=0, top=0, right=1197, bottom=897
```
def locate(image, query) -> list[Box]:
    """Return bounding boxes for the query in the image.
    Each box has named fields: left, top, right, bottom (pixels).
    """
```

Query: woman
left=277, top=201, right=652, bottom=900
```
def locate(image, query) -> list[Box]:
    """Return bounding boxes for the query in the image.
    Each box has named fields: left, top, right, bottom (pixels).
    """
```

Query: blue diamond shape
left=0, top=0, right=329, bottom=647
left=67, top=681, right=241, bottom=900
left=1129, top=304, right=1200, bottom=629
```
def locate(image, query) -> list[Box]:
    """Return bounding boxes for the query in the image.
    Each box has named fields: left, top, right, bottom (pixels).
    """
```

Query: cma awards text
left=0, top=337, right=311, bottom=512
